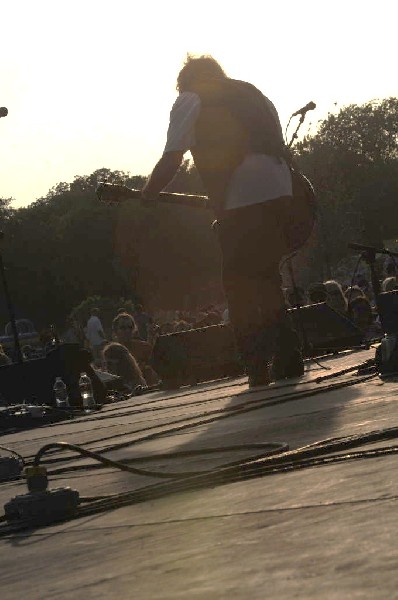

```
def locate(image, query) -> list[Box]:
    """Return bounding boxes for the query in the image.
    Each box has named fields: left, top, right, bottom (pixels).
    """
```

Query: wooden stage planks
left=2, top=348, right=398, bottom=599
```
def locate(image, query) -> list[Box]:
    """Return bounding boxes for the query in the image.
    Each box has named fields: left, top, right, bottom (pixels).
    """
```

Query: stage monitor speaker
left=288, top=302, right=363, bottom=356
left=376, top=290, right=398, bottom=334
left=0, top=344, right=106, bottom=406
left=153, top=324, right=242, bottom=389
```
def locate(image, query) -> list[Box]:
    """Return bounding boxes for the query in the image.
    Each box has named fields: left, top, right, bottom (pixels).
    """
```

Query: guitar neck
left=125, top=188, right=210, bottom=210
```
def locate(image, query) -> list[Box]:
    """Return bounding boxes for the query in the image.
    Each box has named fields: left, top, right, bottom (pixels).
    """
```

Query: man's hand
left=141, top=151, right=184, bottom=203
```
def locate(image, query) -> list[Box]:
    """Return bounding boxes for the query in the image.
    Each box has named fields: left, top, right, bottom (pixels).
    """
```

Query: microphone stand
left=283, top=108, right=330, bottom=367
left=285, top=112, right=310, bottom=350
left=0, top=109, right=24, bottom=365
left=0, top=232, right=23, bottom=364
left=287, top=112, right=306, bottom=149
left=285, top=254, right=311, bottom=355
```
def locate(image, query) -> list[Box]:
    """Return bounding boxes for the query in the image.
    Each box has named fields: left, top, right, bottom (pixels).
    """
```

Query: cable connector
left=24, top=465, right=48, bottom=492
left=4, top=488, right=80, bottom=525
left=4, top=466, right=79, bottom=526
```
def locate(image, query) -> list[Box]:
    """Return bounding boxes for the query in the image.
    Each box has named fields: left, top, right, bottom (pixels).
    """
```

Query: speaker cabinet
left=376, top=290, right=398, bottom=334
left=0, top=344, right=106, bottom=406
left=153, top=324, right=242, bottom=389
left=288, top=302, right=363, bottom=356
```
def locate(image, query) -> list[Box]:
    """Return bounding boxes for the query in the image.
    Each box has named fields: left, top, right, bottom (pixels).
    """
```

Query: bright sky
left=1, top=0, right=397, bottom=207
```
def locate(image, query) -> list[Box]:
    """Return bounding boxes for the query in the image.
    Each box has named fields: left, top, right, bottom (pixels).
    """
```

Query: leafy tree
left=0, top=171, right=136, bottom=329
left=0, top=165, right=222, bottom=330
left=0, top=197, right=15, bottom=226
left=295, top=97, right=398, bottom=274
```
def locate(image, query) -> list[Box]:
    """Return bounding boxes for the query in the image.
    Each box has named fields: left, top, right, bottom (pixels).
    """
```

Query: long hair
left=324, top=280, right=348, bottom=315
left=176, top=54, right=226, bottom=93
left=103, top=342, right=146, bottom=388
left=112, top=312, right=138, bottom=337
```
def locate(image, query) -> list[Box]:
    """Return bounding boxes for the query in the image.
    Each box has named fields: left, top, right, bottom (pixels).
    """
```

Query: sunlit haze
left=1, top=0, right=397, bottom=207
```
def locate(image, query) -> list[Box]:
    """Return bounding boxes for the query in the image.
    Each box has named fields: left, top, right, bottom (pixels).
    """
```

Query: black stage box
left=288, top=302, right=364, bottom=356
left=0, top=344, right=106, bottom=406
left=153, top=324, right=242, bottom=389
left=376, top=290, right=398, bottom=334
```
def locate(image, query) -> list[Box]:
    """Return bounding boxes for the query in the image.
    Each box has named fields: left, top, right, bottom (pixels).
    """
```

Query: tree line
left=0, top=97, right=396, bottom=332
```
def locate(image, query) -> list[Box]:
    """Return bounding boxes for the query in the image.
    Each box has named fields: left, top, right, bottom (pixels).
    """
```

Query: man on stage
left=141, top=55, right=303, bottom=386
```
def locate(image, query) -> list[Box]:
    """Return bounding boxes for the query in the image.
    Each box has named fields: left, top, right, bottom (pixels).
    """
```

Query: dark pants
left=217, top=197, right=298, bottom=375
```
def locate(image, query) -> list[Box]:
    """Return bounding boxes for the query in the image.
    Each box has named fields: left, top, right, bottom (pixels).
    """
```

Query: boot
left=271, top=319, right=304, bottom=380
left=271, top=349, right=304, bottom=380
left=247, top=362, right=272, bottom=388
left=236, top=327, right=276, bottom=388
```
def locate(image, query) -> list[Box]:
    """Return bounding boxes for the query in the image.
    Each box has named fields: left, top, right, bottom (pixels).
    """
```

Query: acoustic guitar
left=96, top=171, right=316, bottom=252
left=96, top=182, right=209, bottom=210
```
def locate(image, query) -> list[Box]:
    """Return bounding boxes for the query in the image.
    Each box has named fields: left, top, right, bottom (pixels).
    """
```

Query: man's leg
left=271, top=312, right=304, bottom=380
left=223, top=269, right=277, bottom=385
left=218, top=200, right=303, bottom=385
left=218, top=203, right=285, bottom=385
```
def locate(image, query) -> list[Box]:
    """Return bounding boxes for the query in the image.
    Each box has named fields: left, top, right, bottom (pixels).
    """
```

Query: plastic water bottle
left=53, top=377, right=70, bottom=409
left=79, top=372, right=95, bottom=412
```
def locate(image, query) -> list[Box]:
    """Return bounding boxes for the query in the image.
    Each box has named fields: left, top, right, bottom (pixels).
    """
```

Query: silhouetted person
left=86, top=308, right=106, bottom=367
left=140, top=55, right=304, bottom=386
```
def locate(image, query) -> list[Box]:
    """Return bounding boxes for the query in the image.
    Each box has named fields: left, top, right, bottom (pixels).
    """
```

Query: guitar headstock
left=96, top=182, right=135, bottom=206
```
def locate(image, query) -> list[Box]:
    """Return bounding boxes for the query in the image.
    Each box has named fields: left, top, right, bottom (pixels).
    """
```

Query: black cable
left=0, top=373, right=390, bottom=536
left=18, top=378, right=318, bottom=462
left=70, top=431, right=398, bottom=522
left=5, top=356, right=360, bottom=451
left=33, top=441, right=289, bottom=479
left=3, top=374, right=316, bottom=464
left=0, top=359, right=378, bottom=535
left=37, top=368, right=377, bottom=467
left=14, top=355, right=374, bottom=476
left=24, top=370, right=375, bottom=467
left=0, top=445, right=25, bottom=466
left=39, top=369, right=375, bottom=478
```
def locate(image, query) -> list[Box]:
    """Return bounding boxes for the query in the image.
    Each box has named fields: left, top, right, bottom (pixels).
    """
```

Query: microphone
left=292, top=101, right=316, bottom=117
left=0, top=107, right=8, bottom=118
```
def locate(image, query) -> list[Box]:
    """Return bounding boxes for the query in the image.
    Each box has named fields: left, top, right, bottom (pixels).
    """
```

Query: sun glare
left=1, top=0, right=397, bottom=206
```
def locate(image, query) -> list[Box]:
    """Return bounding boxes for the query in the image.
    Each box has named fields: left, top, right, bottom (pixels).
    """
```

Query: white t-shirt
left=86, top=315, right=104, bottom=346
left=164, top=92, right=292, bottom=210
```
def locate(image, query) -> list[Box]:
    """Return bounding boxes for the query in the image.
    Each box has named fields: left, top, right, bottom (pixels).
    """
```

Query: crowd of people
left=61, top=305, right=160, bottom=394
left=69, top=257, right=398, bottom=392
left=75, top=266, right=393, bottom=392
left=0, top=257, right=394, bottom=396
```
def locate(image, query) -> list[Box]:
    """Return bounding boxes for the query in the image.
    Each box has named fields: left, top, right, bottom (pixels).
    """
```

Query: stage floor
left=1, top=347, right=398, bottom=599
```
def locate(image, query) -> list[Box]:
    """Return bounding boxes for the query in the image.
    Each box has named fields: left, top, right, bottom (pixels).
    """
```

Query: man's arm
left=141, top=92, right=200, bottom=202
left=141, top=151, right=184, bottom=202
